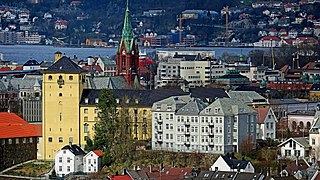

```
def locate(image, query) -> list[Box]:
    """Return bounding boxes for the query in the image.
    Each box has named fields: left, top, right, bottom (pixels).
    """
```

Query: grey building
left=151, top=94, right=257, bottom=153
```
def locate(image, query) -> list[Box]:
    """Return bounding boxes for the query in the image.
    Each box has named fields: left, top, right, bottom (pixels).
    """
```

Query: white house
left=210, top=155, right=255, bottom=173
left=55, top=144, right=86, bottom=177
left=23, top=59, right=41, bottom=70
left=83, top=150, right=104, bottom=173
left=278, top=137, right=311, bottom=160
left=255, top=108, right=277, bottom=140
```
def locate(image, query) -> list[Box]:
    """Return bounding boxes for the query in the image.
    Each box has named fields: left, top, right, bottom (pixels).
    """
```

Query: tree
left=93, top=88, right=118, bottom=152
left=92, top=89, right=136, bottom=166
left=239, top=135, right=256, bottom=158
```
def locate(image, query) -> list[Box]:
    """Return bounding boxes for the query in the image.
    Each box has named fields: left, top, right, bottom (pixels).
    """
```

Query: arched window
left=299, top=121, right=304, bottom=129
left=59, top=93, right=62, bottom=97
left=307, top=122, right=311, bottom=129
left=292, top=121, right=297, bottom=130
left=48, top=75, right=52, bottom=80
left=69, top=76, right=73, bottom=80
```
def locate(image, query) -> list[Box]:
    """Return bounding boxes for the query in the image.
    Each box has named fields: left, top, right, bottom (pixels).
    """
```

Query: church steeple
left=115, top=0, right=140, bottom=87
left=119, top=0, right=134, bottom=52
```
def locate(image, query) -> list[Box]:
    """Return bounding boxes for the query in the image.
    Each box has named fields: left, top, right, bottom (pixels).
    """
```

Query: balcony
left=208, top=141, right=214, bottom=146
left=57, top=79, right=64, bottom=85
left=157, top=128, right=163, bottom=133
left=208, top=122, right=214, bottom=127
left=157, top=138, right=163, bottom=143
left=185, top=131, right=190, bottom=136
left=157, top=118, right=163, bottom=123
left=209, top=132, right=214, bottom=137
left=184, top=121, right=190, bottom=126
left=184, top=141, right=190, bottom=146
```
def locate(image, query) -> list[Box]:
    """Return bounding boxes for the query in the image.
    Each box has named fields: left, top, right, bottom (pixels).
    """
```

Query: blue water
left=0, top=45, right=264, bottom=65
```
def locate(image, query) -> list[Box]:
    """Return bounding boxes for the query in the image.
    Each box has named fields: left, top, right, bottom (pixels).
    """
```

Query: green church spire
left=119, top=0, right=134, bottom=52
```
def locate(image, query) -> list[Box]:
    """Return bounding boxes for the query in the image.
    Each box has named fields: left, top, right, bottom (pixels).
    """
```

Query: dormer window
left=95, top=98, right=99, bottom=104
left=85, top=98, right=89, bottom=104
left=135, top=99, right=139, bottom=104
left=116, top=99, right=120, bottom=104
left=126, top=99, right=130, bottom=104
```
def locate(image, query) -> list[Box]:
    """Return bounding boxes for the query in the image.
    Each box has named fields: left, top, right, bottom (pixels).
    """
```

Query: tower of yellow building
left=42, top=56, right=87, bottom=160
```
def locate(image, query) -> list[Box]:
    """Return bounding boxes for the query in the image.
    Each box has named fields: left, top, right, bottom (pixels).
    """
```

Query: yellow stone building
left=42, top=56, right=87, bottom=160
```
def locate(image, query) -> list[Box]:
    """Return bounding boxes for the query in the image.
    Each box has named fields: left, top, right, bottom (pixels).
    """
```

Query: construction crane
left=178, top=14, right=183, bottom=44
left=222, top=6, right=230, bottom=46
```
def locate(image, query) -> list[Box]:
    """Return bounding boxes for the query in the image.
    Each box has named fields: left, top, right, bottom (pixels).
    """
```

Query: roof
left=221, top=155, right=251, bottom=170
left=92, top=150, right=104, bottom=157
left=254, top=108, right=270, bottom=124
left=23, top=59, right=40, bottom=66
left=284, top=160, right=309, bottom=175
left=280, top=65, right=290, bottom=72
left=200, top=97, right=257, bottom=116
left=0, top=77, right=42, bottom=90
left=227, top=91, right=267, bottom=104
left=14, top=66, right=23, bottom=70
left=88, top=76, right=129, bottom=89
left=278, top=137, right=310, bottom=148
left=0, top=67, right=11, bottom=71
left=176, top=98, right=208, bottom=115
left=82, top=65, right=103, bottom=73
left=302, top=62, right=320, bottom=70
left=108, top=175, right=131, bottom=180
left=0, top=112, right=39, bottom=139
left=44, top=56, right=86, bottom=74
left=61, top=144, right=85, bottom=156
left=33, top=123, right=42, bottom=137
left=261, top=36, right=281, bottom=41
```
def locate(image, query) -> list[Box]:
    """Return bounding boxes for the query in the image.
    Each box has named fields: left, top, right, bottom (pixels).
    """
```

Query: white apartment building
left=180, top=59, right=226, bottom=87
left=151, top=95, right=257, bottom=153
left=55, top=145, right=85, bottom=177
left=155, top=59, right=181, bottom=88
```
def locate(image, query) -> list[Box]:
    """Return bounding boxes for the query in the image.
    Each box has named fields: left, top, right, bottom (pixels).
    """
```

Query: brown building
left=0, top=112, right=40, bottom=171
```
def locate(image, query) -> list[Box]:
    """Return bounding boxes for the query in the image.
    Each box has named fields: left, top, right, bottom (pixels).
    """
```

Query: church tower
left=116, top=0, right=139, bottom=86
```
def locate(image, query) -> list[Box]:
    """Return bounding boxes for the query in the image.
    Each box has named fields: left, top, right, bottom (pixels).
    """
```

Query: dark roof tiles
left=44, top=56, right=86, bottom=74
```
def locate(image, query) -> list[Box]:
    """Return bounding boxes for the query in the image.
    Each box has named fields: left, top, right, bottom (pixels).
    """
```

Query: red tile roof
left=0, top=67, right=11, bottom=71
left=108, top=175, right=131, bottom=180
left=141, top=167, right=193, bottom=180
left=280, top=65, right=290, bottom=72
left=93, top=150, right=104, bottom=157
left=0, top=112, right=39, bottom=139
left=254, top=108, right=270, bottom=124
left=14, top=66, right=23, bottom=70
left=285, top=160, right=309, bottom=175
left=33, top=124, right=42, bottom=137
left=261, top=36, right=280, bottom=41
left=82, top=65, right=103, bottom=73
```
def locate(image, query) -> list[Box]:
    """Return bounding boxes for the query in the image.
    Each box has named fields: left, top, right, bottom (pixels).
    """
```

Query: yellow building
left=79, top=89, right=153, bottom=147
left=42, top=56, right=87, bottom=160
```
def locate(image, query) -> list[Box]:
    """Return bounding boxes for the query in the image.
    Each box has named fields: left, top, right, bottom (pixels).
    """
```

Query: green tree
left=92, top=89, right=136, bottom=166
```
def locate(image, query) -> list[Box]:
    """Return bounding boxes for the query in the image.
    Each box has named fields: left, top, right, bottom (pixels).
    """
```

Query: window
left=8, top=139, right=12, bottom=144
left=69, top=76, right=73, bottom=80
left=67, top=157, right=70, bottom=163
left=16, top=138, right=19, bottom=144
left=84, top=124, right=89, bottom=133
left=59, top=157, right=62, bottom=163
left=59, top=93, right=62, bottom=97
left=85, top=98, right=89, bottom=104
left=59, top=166, right=62, bottom=171
left=48, top=75, right=52, bottom=80
left=294, top=150, right=301, bottom=157
left=59, top=137, right=63, bottom=142
left=29, top=137, right=33, bottom=143
left=69, top=137, right=73, bottom=143
left=84, top=108, right=88, bottom=114
left=84, top=116, right=88, bottom=121
left=48, top=137, right=52, bottom=142
left=95, top=98, right=99, bottom=104
left=67, top=166, right=70, bottom=172
left=312, top=138, right=316, bottom=145
left=23, top=138, right=26, bottom=143
left=94, top=108, right=98, bottom=114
